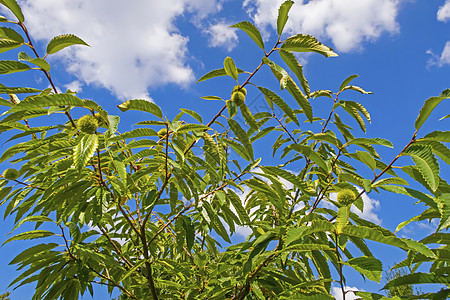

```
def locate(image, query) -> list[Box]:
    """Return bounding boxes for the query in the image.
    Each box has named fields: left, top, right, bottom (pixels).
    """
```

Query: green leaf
left=281, top=34, right=338, bottom=57
left=230, top=21, right=264, bottom=50
left=279, top=49, right=310, bottom=96
left=383, top=273, right=450, bottom=289
left=437, top=193, right=450, bottom=231
left=339, top=74, right=359, bottom=91
left=0, top=39, right=21, bottom=53
left=18, top=52, right=50, bottom=71
left=223, top=56, right=238, bottom=80
left=336, top=206, right=350, bottom=234
left=344, top=256, right=382, bottom=283
left=0, top=86, right=41, bottom=94
left=227, top=190, right=251, bottom=225
left=7, top=93, right=94, bottom=113
left=346, top=138, right=393, bottom=148
left=354, top=291, right=391, bottom=300
left=3, top=230, right=55, bottom=245
left=402, top=144, right=439, bottom=192
left=415, top=96, right=450, bottom=131
left=341, top=85, right=373, bottom=94
left=342, top=225, right=435, bottom=258
left=421, top=131, right=450, bottom=142
left=73, top=134, right=98, bottom=170
left=258, top=86, right=299, bottom=126
left=9, top=243, right=59, bottom=265
left=262, top=57, right=289, bottom=89
left=196, top=68, right=245, bottom=83
left=46, top=34, right=89, bottom=55
left=180, top=108, right=202, bottom=123
left=0, top=26, right=22, bottom=42
left=286, top=78, right=313, bottom=122
left=240, top=104, right=259, bottom=132
left=176, top=124, right=210, bottom=134
left=0, top=60, right=30, bottom=74
left=0, top=0, right=24, bottom=22
left=228, top=119, right=254, bottom=160
left=285, top=144, right=329, bottom=172
left=277, top=1, right=294, bottom=36
left=117, top=99, right=163, bottom=118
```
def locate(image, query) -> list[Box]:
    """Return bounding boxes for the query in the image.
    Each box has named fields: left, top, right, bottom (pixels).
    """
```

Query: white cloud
left=64, top=80, right=83, bottom=93
left=427, top=0, right=450, bottom=68
left=243, top=0, right=399, bottom=53
left=332, top=286, right=361, bottom=300
left=204, top=21, right=238, bottom=51
left=7, top=0, right=222, bottom=101
left=427, top=41, right=450, bottom=67
left=438, top=0, right=450, bottom=22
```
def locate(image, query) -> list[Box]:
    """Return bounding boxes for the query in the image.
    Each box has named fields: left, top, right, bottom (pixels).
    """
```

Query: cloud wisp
left=243, top=0, right=400, bottom=53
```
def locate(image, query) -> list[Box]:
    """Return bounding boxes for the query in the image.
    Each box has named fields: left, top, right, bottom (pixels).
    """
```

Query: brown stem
left=97, top=224, right=134, bottom=269
left=273, top=113, right=297, bottom=144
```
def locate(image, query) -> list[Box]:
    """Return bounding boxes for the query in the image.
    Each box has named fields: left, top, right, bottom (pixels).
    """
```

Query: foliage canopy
left=0, top=1, right=449, bottom=299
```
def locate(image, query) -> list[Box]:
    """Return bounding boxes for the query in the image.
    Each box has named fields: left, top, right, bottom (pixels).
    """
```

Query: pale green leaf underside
left=46, top=34, right=89, bottom=55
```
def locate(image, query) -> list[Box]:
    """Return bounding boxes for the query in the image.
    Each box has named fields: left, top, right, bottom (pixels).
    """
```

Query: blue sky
left=1, top=0, right=450, bottom=299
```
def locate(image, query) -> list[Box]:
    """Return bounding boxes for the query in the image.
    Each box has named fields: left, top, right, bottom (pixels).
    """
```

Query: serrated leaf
left=277, top=0, right=294, bottom=36
left=9, top=243, right=59, bottom=265
left=7, top=93, right=92, bottom=113
left=281, top=34, right=338, bottom=57
left=336, top=206, right=350, bottom=234
left=18, top=52, right=50, bottom=71
left=0, top=0, right=24, bottom=22
left=117, top=99, right=162, bottom=118
left=0, top=26, right=22, bottom=42
left=279, top=49, right=310, bottom=96
left=226, top=99, right=237, bottom=118
left=0, top=39, right=21, bottom=53
left=0, top=60, right=30, bottom=74
left=258, top=86, right=299, bottom=125
left=286, top=78, right=313, bottom=122
left=200, top=95, right=223, bottom=101
left=415, top=96, right=450, bottom=131
left=437, top=193, right=450, bottom=231
left=285, top=144, right=329, bottom=172
left=383, top=272, right=450, bottom=289
left=196, top=68, right=245, bottom=83
left=339, top=74, right=359, bottom=91
left=223, top=56, right=238, bottom=80
left=109, top=129, right=158, bottom=142
left=341, top=85, right=373, bottom=95
left=421, top=131, right=450, bottom=142
left=262, top=56, right=289, bottom=89
left=176, top=124, right=209, bottom=134
left=73, top=134, right=98, bottom=170
left=228, top=119, right=253, bottom=161
left=341, top=100, right=371, bottom=122
left=342, top=225, right=435, bottom=258
left=46, top=34, right=89, bottom=55
left=345, top=256, right=382, bottom=283
left=346, top=138, right=393, bottom=148
left=0, top=86, right=41, bottom=94
left=3, top=230, right=55, bottom=245
left=239, top=104, right=259, bottom=131
left=230, top=21, right=264, bottom=50
left=180, top=108, right=202, bottom=123
left=402, top=144, right=439, bottom=191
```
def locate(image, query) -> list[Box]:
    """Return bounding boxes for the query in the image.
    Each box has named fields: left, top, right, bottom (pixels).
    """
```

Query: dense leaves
left=0, top=1, right=448, bottom=300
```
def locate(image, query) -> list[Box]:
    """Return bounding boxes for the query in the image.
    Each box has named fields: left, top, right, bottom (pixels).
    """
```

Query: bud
left=231, top=91, right=246, bottom=106
left=3, top=168, right=19, bottom=180
left=337, top=189, right=356, bottom=206
left=78, top=115, right=98, bottom=134
left=158, top=128, right=168, bottom=139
